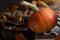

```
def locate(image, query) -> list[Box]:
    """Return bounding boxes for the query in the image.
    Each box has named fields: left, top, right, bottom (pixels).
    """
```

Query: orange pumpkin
left=20, top=1, right=57, bottom=33
left=15, top=33, right=27, bottom=40
left=29, top=8, right=57, bottom=33
left=55, top=34, right=60, bottom=40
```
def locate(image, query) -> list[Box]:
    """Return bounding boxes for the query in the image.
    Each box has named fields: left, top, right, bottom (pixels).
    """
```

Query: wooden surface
left=35, top=35, right=56, bottom=40
left=35, top=35, right=56, bottom=39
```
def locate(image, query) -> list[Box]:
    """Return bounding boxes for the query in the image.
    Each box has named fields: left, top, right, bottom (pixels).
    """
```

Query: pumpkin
left=20, top=1, right=57, bottom=33
left=55, top=34, right=60, bottom=40
left=29, top=8, right=57, bottom=33
left=15, top=33, right=27, bottom=40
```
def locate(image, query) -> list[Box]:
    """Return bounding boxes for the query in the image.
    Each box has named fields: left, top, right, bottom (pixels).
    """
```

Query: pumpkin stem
left=20, top=1, right=39, bottom=12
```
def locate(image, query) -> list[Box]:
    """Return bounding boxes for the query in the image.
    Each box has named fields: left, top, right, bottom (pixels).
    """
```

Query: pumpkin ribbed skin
left=29, top=8, right=57, bottom=33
